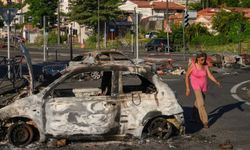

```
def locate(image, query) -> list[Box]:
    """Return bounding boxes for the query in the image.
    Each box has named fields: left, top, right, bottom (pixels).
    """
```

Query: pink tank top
left=190, top=62, right=208, bottom=92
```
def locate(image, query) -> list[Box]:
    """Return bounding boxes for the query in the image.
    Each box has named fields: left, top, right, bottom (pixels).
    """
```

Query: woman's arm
left=185, top=64, right=192, bottom=96
left=206, top=67, right=221, bottom=87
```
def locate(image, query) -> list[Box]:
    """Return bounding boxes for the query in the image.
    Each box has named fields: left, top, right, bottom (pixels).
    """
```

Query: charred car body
left=69, top=50, right=135, bottom=80
left=0, top=63, right=184, bottom=147
left=69, top=50, right=134, bottom=67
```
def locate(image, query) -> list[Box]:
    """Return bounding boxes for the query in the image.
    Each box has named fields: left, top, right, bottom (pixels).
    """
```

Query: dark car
left=38, top=62, right=68, bottom=85
left=145, top=38, right=173, bottom=52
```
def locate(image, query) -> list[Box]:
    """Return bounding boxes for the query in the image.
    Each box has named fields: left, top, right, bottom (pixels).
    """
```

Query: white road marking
left=230, top=80, right=250, bottom=105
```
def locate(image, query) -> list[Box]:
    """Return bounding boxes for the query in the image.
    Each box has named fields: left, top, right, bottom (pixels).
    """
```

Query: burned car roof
left=70, top=50, right=134, bottom=66
left=64, top=63, right=152, bottom=76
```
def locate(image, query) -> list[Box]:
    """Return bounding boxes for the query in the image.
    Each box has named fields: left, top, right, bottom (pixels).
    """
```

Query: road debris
left=219, top=139, right=233, bottom=150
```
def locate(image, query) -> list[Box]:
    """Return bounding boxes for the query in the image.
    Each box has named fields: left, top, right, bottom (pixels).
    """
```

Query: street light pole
left=183, top=0, right=188, bottom=61
left=43, top=16, right=47, bottom=62
left=165, top=0, right=170, bottom=53
left=70, top=23, right=73, bottom=60
left=135, top=12, right=139, bottom=61
left=57, top=0, right=60, bottom=46
left=7, top=9, right=10, bottom=78
left=97, top=0, right=100, bottom=50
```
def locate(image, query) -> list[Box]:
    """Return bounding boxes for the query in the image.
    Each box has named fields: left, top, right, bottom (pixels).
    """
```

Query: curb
left=230, top=80, right=250, bottom=105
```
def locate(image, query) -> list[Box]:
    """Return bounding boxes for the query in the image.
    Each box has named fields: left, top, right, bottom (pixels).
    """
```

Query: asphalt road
left=165, top=68, right=250, bottom=149
left=0, top=46, right=189, bottom=64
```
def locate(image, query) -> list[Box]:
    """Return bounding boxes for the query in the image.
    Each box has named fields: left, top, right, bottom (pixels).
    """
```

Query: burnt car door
left=44, top=70, right=120, bottom=137
left=118, top=73, right=158, bottom=131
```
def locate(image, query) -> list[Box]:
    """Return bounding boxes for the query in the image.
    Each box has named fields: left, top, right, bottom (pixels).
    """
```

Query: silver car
left=0, top=63, right=184, bottom=147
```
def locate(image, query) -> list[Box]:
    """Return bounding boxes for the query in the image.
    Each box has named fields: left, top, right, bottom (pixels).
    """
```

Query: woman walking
left=185, top=51, right=221, bottom=128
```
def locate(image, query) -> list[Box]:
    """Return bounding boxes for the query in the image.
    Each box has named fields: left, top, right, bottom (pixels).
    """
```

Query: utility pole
left=104, top=22, right=107, bottom=48
left=165, top=0, right=170, bottom=53
left=183, top=0, right=189, bottom=61
left=0, top=6, right=17, bottom=79
left=7, top=9, right=11, bottom=78
left=70, top=23, right=73, bottom=60
left=131, top=8, right=136, bottom=53
left=97, top=0, right=100, bottom=50
left=135, top=12, right=139, bottom=61
left=57, top=0, right=60, bottom=45
left=43, top=16, right=47, bottom=62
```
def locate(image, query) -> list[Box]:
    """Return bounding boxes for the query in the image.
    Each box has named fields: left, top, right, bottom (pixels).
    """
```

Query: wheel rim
left=148, top=117, right=173, bottom=139
left=91, top=71, right=101, bottom=80
left=8, top=123, right=34, bottom=147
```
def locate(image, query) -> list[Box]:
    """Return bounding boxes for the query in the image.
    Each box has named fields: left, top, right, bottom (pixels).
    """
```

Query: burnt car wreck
left=0, top=63, right=184, bottom=147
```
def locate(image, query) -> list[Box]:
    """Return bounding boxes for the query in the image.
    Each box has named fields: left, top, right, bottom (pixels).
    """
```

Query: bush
left=60, top=34, right=67, bottom=43
left=47, top=31, right=57, bottom=45
left=34, top=34, right=43, bottom=45
left=85, top=33, right=98, bottom=49
left=191, top=34, right=230, bottom=46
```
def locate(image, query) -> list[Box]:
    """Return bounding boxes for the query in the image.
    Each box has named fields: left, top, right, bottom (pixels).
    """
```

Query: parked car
left=145, top=38, right=173, bottom=52
left=38, top=62, right=68, bottom=85
left=0, top=63, right=184, bottom=147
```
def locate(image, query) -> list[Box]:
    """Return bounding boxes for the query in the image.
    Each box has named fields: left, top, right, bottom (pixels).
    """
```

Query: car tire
left=8, top=123, right=34, bottom=147
left=146, top=117, right=173, bottom=139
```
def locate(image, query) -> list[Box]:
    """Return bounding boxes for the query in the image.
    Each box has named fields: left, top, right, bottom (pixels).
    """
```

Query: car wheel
left=91, top=71, right=101, bottom=80
left=8, top=123, right=34, bottom=147
left=147, top=117, right=173, bottom=139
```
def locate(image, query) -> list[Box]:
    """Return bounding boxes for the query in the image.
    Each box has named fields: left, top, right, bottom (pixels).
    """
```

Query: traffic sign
left=0, top=8, right=17, bottom=25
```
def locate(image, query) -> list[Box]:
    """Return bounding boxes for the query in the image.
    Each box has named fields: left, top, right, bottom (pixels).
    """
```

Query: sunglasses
left=198, top=58, right=205, bottom=61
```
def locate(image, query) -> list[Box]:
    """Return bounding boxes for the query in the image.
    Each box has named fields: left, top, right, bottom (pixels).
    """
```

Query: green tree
left=189, top=0, right=220, bottom=11
left=186, top=23, right=210, bottom=41
left=189, top=2, right=203, bottom=10
left=25, top=0, right=58, bottom=28
left=169, top=25, right=183, bottom=47
left=212, top=10, right=246, bottom=34
left=224, top=0, right=239, bottom=7
left=240, top=0, right=250, bottom=7
left=69, top=0, right=122, bottom=31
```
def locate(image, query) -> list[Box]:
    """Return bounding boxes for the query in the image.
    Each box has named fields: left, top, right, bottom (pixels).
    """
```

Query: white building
left=119, top=0, right=185, bottom=21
